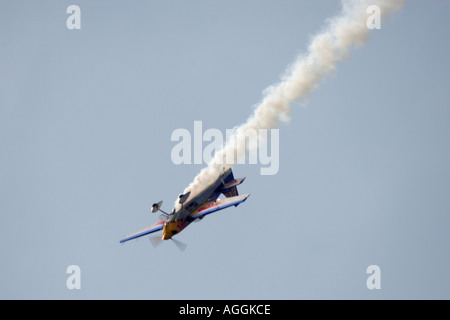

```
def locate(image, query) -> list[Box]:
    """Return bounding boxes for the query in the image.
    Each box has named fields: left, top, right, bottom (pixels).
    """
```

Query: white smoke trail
left=176, top=0, right=404, bottom=207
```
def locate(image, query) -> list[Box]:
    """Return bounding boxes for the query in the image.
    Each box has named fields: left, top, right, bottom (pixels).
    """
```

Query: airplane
left=119, top=167, right=250, bottom=247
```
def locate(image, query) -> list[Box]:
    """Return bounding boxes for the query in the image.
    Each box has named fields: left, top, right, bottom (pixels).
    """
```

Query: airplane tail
left=221, top=168, right=246, bottom=199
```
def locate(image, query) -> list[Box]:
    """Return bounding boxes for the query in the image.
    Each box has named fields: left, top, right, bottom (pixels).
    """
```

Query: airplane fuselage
left=162, top=168, right=230, bottom=240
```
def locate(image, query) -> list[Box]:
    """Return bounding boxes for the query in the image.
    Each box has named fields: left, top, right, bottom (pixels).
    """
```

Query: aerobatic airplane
left=120, top=167, right=250, bottom=246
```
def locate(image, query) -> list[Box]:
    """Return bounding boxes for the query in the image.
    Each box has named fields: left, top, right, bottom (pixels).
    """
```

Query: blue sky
left=1, top=1, right=449, bottom=299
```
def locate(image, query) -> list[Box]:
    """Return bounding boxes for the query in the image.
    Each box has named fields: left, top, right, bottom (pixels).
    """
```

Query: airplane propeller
left=171, top=237, right=187, bottom=252
left=148, top=234, right=187, bottom=252
left=148, top=234, right=164, bottom=248
left=159, top=214, right=169, bottom=221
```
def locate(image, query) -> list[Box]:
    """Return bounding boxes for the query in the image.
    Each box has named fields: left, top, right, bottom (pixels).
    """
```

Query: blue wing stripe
left=120, top=222, right=164, bottom=243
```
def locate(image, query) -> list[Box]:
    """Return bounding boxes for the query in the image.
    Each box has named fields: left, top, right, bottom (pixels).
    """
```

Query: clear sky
left=1, top=1, right=449, bottom=299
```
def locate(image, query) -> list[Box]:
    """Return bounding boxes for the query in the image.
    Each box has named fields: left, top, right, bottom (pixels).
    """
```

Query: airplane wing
left=190, top=193, right=250, bottom=219
left=120, top=220, right=165, bottom=244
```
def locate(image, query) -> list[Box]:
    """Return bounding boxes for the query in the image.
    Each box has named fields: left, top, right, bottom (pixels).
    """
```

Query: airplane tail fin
left=219, top=168, right=246, bottom=202
left=223, top=177, right=246, bottom=198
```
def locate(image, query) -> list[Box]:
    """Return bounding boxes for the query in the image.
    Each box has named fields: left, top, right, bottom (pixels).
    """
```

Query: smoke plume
left=176, top=0, right=404, bottom=208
